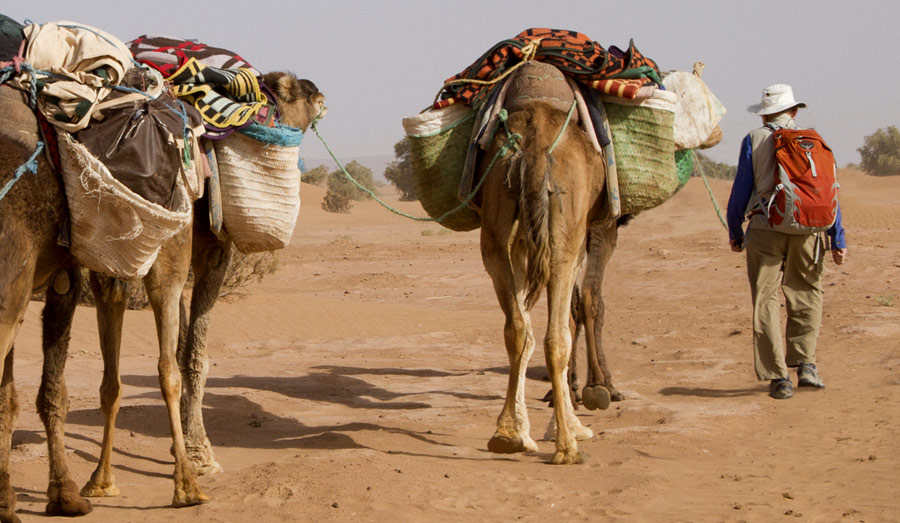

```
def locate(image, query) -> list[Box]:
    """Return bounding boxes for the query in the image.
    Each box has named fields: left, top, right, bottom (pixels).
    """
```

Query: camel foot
left=550, top=449, right=586, bottom=465
left=172, top=466, right=210, bottom=508
left=172, top=487, right=210, bottom=508
left=582, top=384, right=612, bottom=411
left=0, top=473, right=20, bottom=523
left=192, top=459, right=223, bottom=477
left=610, top=387, right=625, bottom=402
left=573, top=424, right=594, bottom=441
left=186, top=443, right=224, bottom=476
left=46, top=480, right=92, bottom=517
left=80, top=479, right=120, bottom=498
left=487, top=434, right=538, bottom=454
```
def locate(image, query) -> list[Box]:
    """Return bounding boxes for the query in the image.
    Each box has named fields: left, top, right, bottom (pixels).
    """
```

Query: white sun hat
left=746, top=84, right=807, bottom=115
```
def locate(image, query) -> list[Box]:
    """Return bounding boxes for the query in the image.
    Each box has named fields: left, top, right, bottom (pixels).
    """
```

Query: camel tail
left=519, top=147, right=552, bottom=311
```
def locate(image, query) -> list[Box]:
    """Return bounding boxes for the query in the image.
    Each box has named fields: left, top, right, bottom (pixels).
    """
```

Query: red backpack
left=764, top=124, right=839, bottom=234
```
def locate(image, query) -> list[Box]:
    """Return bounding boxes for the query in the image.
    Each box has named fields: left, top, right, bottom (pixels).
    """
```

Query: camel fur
left=478, top=65, right=607, bottom=463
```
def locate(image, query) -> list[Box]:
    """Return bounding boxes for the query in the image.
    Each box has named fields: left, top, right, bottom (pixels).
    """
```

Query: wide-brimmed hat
left=746, top=84, right=806, bottom=115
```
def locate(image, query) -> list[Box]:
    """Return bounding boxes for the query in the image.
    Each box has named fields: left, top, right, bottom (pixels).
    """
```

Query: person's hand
left=729, top=239, right=743, bottom=253
left=832, top=248, right=847, bottom=265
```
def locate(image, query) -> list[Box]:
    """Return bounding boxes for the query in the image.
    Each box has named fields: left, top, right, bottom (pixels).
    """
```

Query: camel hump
left=505, top=61, right=576, bottom=117
left=0, top=86, right=39, bottom=151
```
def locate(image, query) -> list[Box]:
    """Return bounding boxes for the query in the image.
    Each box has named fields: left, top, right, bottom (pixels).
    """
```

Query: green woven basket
left=402, top=105, right=480, bottom=231
left=603, top=98, right=678, bottom=214
left=674, top=148, right=694, bottom=190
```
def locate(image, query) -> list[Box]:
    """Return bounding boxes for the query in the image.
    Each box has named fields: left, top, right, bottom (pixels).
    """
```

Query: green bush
left=384, top=137, right=418, bottom=201
left=858, top=126, right=900, bottom=176
left=301, top=164, right=330, bottom=186
left=693, top=152, right=736, bottom=179
left=321, top=160, right=377, bottom=213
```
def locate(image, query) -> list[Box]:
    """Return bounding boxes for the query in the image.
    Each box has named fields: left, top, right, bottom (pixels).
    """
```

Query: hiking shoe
left=797, top=363, right=825, bottom=388
left=769, top=377, right=793, bottom=399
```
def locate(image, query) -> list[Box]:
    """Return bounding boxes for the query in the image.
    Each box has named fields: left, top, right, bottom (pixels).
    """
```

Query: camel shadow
left=658, top=386, right=759, bottom=398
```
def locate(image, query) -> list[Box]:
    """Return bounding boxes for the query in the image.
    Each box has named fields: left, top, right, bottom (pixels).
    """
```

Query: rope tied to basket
left=310, top=109, right=521, bottom=224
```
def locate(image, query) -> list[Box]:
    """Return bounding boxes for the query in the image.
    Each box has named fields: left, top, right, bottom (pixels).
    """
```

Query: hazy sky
left=4, top=1, right=898, bottom=168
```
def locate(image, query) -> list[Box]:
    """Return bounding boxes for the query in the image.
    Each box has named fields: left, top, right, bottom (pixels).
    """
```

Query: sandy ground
left=9, top=170, right=900, bottom=522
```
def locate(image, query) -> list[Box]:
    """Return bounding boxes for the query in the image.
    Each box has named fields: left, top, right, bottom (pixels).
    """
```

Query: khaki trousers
left=744, top=228, right=825, bottom=381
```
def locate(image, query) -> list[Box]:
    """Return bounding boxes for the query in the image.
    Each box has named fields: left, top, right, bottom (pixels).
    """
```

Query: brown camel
left=478, top=67, right=607, bottom=463
left=80, top=72, right=326, bottom=494
left=0, top=73, right=324, bottom=520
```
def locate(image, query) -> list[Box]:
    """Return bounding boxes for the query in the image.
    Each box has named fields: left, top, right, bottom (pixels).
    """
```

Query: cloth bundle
left=436, top=28, right=661, bottom=109
left=129, top=35, right=274, bottom=137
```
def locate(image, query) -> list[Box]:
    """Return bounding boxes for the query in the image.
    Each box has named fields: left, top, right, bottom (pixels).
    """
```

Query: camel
left=477, top=61, right=722, bottom=462
left=477, top=63, right=608, bottom=464
left=0, top=72, right=324, bottom=520
left=82, top=71, right=326, bottom=493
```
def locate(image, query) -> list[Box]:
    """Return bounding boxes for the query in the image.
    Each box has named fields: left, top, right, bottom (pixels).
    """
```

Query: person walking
left=726, top=84, right=848, bottom=400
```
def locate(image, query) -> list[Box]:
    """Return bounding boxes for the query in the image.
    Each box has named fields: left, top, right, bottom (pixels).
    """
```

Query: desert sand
left=9, top=169, right=899, bottom=522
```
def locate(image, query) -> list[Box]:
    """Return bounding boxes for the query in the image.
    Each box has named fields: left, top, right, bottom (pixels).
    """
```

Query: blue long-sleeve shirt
left=726, top=133, right=846, bottom=249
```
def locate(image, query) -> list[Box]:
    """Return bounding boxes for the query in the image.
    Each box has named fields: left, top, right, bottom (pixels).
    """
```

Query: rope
left=309, top=109, right=522, bottom=223
left=691, top=150, right=728, bottom=230
left=433, top=38, right=543, bottom=106
left=547, top=100, right=577, bottom=155
left=0, top=141, right=44, bottom=202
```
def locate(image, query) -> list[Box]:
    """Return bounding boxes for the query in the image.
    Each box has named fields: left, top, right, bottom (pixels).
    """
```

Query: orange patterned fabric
left=436, top=28, right=660, bottom=109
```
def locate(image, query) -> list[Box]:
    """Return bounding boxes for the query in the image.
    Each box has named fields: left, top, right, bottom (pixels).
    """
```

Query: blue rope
left=0, top=141, right=44, bottom=203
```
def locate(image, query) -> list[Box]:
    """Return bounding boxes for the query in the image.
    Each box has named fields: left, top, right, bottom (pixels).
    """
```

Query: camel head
left=260, top=71, right=326, bottom=132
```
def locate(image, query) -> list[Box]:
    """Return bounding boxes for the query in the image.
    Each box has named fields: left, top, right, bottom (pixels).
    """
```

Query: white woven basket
left=213, top=132, right=301, bottom=254
left=58, top=131, right=192, bottom=279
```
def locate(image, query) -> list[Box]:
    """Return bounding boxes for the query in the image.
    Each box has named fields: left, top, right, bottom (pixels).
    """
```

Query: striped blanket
left=436, top=28, right=661, bottom=109
left=129, top=35, right=273, bottom=133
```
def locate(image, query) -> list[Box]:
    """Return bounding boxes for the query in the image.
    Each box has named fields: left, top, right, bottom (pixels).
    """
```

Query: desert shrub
left=321, top=160, right=377, bottom=213
left=693, top=152, right=736, bottom=179
left=220, top=250, right=279, bottom=298
left=384, top=137, right=418, bottom=201
left=858, top=126, right=900, bottom=176
left=301, top=164, right=330, bottom=186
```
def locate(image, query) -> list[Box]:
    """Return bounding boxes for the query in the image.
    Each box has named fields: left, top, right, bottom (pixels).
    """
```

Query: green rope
left=309, top=110, right=522, bottom=224
left=547, top=100, right=578, bottom=155
left=691, top=150, right=728, bottom=230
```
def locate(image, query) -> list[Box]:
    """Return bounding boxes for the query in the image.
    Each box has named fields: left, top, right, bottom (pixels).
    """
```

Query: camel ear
left=276, top=74, right=297, bottom=103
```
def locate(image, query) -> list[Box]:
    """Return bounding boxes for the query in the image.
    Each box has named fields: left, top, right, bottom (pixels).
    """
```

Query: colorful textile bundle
left=129, top=35, right=272, bottom=134
left=436, top=28, right=660, bottom=109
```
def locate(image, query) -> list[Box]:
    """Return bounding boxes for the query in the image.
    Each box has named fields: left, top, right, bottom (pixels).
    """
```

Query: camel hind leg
left=481, top=168, right=539, bottom=455
left=37, top=268, right=93, bottom=517
left=81, top=272, right=127, bottom=498
left=544, top=197, right=593, bottom=464
left=144, top=231, right=209, bottom=507
left=580, top=220, right=624, bottom=409
left=177, top=215, right=231, bottom=476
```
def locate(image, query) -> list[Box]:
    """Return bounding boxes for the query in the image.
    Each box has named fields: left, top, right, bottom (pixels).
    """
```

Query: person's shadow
left=658, top=386, right=759, bottom=398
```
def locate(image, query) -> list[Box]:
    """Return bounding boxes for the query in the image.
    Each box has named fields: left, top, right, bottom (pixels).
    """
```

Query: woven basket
left=602, top=91, right=678, bottom=214
left=402, top=104, right=480, bottom=231
left=213, top=129, right=301, bottom=254
left=58, top=132, right=192, bottom=279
